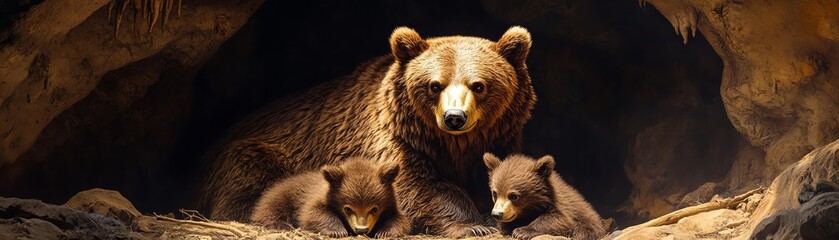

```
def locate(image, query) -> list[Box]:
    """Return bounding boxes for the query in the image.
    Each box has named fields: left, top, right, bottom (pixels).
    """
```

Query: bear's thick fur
left=483, top=153, right=606, bottom=240
left=250, top=157, right=409, bottom=238
left=201, top=26, right=536, bottom=237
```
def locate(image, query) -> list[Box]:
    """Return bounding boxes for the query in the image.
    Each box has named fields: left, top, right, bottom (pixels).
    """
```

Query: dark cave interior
left=0, top=0, right=743, bottom=228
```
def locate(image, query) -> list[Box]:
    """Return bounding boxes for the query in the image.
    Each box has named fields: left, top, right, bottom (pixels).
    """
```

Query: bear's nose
left=444, top=109, right=467, bottom=130
left=491, top=210, right=503, bottom=220
left=355, top=227, right=369, bottom=234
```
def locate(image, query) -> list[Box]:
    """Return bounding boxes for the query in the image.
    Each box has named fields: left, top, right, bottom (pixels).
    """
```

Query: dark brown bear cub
left=250, top=157, right=410, bottom=238
left=483, top=153, right=606, bottom=240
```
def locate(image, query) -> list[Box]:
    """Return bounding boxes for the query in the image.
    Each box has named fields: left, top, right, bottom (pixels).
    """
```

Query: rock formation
left=619, top=0, right=839, bottom=217
left=613, top=138, right=839, bottom=239
left=0, top=0, right=263, bottom=210
left=645, top=0, right=839, bottom=182
left=750, top=192, right=839, bottom=239
left=0, top=0, right=263, bottom=164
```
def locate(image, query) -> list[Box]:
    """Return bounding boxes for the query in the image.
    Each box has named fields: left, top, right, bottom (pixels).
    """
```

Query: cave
left=1, top=0, right=837, bottom=239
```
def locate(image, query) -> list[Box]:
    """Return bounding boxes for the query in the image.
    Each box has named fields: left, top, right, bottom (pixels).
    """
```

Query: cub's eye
left=509, top=193, right=519, bottom=201
left=370, top=207, right=379, bottom=214
left=491, top=191, right=497, bottom=199
left=429, top=82, right=443, bottom=93
left=471, top=82, right=485, bottom=93
left=344, top=206, right=353, bottom=215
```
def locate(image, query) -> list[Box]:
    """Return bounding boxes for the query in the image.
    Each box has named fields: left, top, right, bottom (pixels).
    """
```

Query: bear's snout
left=443, top=109, right=467, bottom=130
left=491, top=210, right=503, bottom=220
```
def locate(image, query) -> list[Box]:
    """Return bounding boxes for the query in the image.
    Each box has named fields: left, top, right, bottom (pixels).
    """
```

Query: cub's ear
left=495, top=26, right=531, bottom=66
left=483, top=152, right=502, bottom=172
left=390, top=27, right=429, bottom=64
left=533, top=155, right=555, bottom=178
left=321, top=165, right=345, bottom=185
left=378, top=163, right=401, bottom=185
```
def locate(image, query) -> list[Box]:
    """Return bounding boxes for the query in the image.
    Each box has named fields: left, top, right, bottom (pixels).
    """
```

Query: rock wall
left=0, top=0, right=263, bottom=164
left=623, top=0, right=839, bottom=219
left=645, top=0, right=839, bottom=178
left=0, top=0, right=263, bottom=208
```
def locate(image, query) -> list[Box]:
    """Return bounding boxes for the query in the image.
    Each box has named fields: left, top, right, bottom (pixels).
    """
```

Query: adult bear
left=200, top=26, right=536, bottom=237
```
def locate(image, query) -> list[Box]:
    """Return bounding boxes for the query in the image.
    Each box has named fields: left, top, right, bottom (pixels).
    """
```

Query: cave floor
left=0, top=188, right=756, bottom=240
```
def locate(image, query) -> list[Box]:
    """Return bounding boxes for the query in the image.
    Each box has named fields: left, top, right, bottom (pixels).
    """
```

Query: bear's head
left=483, top=153, right=555, bottom=223
left=321, top=158, right=401, bottom=236
left=389, top=26, right=533, bottom=136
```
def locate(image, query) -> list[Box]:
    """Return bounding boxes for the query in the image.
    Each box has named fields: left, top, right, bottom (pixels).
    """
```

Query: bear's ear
left=378, top=163, right=401, bottom=185
left=483, top=152, right=502, bottom=172
left=533, top=155, right=555, bottom=178
left=495, top=26, right=531, bottom=66
left=390, top=27, right=429, bottom=64
left=321, top=165, right=345, bottom=186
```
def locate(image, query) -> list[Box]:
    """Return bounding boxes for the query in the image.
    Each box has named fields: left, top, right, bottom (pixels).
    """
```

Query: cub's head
left=483, top=153, right=555, bottom=223
left=321, top=158, right=400, bottom=236
left=390, top=26, right=532, bottom=135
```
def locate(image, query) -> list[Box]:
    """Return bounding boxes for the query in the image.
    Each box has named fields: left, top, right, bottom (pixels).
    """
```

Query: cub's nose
left=491, top=211, right=503, bottom=220
left=443, top=109, right=467, bottom=130
left=355, top=227, right=369, bottom=234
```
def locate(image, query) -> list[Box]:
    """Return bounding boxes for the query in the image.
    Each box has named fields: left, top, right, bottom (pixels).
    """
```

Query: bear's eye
left=491, top=191, right=497, bottom=200
left=344, top=206, right=353, bottom=215
left=429, top=82, right=443, bottom=93
left=370, top=207, right=379, bottom=214
left=471, top=82, right=485, bottom=93
left=509, top=193, right=519, bottom=201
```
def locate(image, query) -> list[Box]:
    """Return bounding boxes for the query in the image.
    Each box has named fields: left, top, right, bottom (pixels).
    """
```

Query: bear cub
left=250, top=157, right=410, bottom=238
left=483, top=153, right=606, bottom=240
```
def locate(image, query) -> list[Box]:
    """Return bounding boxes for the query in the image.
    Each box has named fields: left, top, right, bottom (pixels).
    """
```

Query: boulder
left=62, top=188, right=142, bottom=224
left=750, top=192, right=839, bottom=239
left=0, top=197, right=137, bottom=239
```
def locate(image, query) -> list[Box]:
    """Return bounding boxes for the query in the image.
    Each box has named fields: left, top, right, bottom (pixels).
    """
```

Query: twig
left=179, top=209, right=210, bottom=222
left=154, top=214, right=246, bottom=237
left=620, top=188, right=764, bottom=235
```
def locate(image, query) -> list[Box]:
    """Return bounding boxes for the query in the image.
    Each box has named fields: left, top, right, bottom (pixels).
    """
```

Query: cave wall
left=0, top=0, right=264, bottom=210
left=648, top=0, right=839, bottom=173
left=0, top=0, right=264, bottom=164
left=639, top=0, right=839, bottom=215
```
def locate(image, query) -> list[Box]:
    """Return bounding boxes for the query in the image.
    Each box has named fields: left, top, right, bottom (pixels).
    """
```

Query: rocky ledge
left=613, top=139, right=839, bottom=240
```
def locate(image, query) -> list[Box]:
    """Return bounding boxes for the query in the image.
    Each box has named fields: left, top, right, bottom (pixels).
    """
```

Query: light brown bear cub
left=250, top=157, right=410, bottom=238
left=483, top=153, right=606, bottom=240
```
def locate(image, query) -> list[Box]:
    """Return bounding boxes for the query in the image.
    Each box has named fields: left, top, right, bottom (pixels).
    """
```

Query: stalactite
left=108, top=0, right=182, bottom=37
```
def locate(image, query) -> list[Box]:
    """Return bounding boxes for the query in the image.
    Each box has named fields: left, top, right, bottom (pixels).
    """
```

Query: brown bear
left=250, top=157, right=409, bottom=238
left=483, top=153, right=606, bottom=240
left=200, top=26, right=536, bottom=237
